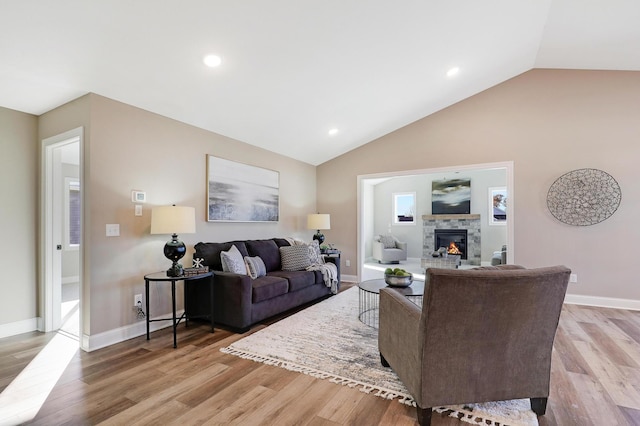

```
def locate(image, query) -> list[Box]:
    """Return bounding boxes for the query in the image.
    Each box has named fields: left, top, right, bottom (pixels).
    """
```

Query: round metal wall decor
left=546, top=168, right=621, bottom=226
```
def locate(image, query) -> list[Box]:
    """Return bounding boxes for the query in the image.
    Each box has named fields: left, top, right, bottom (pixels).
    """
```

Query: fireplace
left=434, top=229, right=468, bottom=260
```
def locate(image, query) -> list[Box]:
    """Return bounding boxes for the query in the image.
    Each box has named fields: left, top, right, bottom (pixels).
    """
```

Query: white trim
left=340, top=274, right=358, bottom=283
left=0, top=318, right=39, bottom=339
left=62, top=276, right=80, bottom=285
left=564, top=294, right=640, bottom=311
left=84, top=310, right=185, bottom=352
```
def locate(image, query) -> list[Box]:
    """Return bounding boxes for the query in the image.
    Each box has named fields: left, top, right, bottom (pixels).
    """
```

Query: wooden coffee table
left=358, top=278, right=425, bottom=328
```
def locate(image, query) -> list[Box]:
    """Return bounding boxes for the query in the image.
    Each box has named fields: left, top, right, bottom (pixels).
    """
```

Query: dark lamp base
left=166, top=262, right=184, bottom=277
left=313, top=231, right=325, bottom=245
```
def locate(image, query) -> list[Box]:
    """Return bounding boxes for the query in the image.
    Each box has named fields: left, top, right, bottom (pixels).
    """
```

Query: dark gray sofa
left=185, top=238, right=339, bottom=333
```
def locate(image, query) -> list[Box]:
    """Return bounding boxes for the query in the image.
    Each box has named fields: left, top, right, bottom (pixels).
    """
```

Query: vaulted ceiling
left=1, top=0, right=639, bottom=165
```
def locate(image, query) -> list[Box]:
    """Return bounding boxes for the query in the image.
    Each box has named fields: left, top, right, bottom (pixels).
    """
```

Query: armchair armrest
left=378, top=289, right=423, bottom=395
left=372, top=241, right=385, bottom=260
left=396, top=241, right=408, bottom=251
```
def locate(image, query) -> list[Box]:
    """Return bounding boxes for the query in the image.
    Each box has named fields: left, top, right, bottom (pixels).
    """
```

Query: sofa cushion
left=194, top=241, right=248, bottom=271
left=245, top=239, right=281, bottom=272
left=280, top=245, right=312, bottom=271
left=268, top=270, right=316, bottom=292
left=252, top=275, right=289, bottom=303
left=245, top=256, right=267, bottom=279
left=308, top=240, right=324, bottom=265
left=221, top=245, right=247, bottom=274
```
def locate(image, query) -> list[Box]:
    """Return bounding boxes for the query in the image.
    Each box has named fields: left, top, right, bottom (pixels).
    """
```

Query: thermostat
left=131, top=190, right=146, bottom=203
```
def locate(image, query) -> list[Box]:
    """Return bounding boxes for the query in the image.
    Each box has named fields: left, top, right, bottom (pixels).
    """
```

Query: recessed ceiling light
left=203, top=54, right=222, bottom=68
left=446, top=67, right=460, bottom=78
left=328, top=128, right=339, bottom=136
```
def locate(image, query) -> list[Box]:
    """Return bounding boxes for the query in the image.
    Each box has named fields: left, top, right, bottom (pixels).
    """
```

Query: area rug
left=221, top=287, right=538, bottom=426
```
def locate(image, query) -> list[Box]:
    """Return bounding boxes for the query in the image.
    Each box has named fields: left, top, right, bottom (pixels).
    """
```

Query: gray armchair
left=372, top=234, right=407, bottom=264
left=378, top=265, right=570, bottom=426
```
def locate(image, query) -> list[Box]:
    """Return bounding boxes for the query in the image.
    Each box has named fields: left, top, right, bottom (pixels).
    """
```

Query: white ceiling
left=1, top=0, right=639, bottom=166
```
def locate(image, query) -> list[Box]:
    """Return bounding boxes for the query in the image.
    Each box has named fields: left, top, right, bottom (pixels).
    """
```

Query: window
left=393, top=192, right=416, bottom=225
left=65, top=178, right=80, bottom=249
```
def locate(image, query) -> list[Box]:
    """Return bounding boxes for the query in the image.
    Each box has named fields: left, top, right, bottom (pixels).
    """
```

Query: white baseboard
left=84, top=309, right=185, bottom=352
left=0, top=318, right=39, bottom=339
left=341, top=274, right=358, bottom=283
left=564, top=294, right=640, bottom=311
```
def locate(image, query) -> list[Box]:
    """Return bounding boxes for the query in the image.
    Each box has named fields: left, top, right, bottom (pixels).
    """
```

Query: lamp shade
left=151, top=206, right=196, bottom=235
left=307, top=213, right=330, bottom=230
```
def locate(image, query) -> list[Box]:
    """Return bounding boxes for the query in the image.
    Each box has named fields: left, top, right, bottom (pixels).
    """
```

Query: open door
left=41, top=128, right=83, bottom=348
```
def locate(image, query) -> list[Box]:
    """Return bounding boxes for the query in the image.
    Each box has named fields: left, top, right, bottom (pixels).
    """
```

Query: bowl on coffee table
left=384, top=272, right=413, bottom=287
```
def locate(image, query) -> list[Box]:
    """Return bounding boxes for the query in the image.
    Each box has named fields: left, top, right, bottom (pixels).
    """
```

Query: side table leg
left=172, top=281, right=177, bottom=348
left=210, top=275, right=215, bottom=333
left=145, top=280, right=150, bottom=340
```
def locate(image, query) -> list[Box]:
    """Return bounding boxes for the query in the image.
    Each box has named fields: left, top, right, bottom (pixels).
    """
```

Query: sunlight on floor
left=0, top=304, right=79, bottom=425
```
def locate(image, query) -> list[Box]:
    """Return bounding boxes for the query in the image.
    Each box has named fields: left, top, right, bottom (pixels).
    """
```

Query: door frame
left=40, top=127, right=85, bottom=350
left=357, top=160, right=515, bottom=281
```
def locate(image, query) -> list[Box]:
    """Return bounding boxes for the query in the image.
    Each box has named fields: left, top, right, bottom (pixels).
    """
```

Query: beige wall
left=40, top=94, right=316, bottom=337
left=318, top=69, right=640, bottom=301
left=0, top=107, right=38, bottom=329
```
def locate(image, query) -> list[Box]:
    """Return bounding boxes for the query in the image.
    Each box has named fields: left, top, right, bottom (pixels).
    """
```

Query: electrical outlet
left=345, top=259, right=351, bottom=267
left=570, top=274, right=578, bottom=283
left=134, top=294, right=142, bottom=307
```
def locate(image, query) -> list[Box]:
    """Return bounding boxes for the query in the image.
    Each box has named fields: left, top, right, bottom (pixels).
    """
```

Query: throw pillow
left=379, top=235, right=396, bottom=249
left=220, top=245, right=247, bottom=275
left=244, top=256, right=267, bottom=279
left=308, top=240, right=324, bottom=265
left=280, top=245, right=312, bottom=271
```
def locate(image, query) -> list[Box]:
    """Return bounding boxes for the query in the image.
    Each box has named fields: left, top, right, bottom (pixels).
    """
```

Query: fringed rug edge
left=220, top=346, right=415, bottom=406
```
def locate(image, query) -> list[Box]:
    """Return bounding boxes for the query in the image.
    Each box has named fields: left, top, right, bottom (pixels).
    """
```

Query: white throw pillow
left=308, top=240, right=324, bottom=265
left=220, top=245, right=247, bottom=275
left=244, top=256, right=266, bottom=279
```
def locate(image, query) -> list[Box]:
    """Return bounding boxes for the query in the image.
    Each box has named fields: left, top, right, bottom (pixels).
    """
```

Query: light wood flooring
left=1, top=284, right=640, bottom=425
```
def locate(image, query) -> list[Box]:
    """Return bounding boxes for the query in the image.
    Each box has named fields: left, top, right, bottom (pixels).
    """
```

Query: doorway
left=41, top=127, right=84, bottom=349
left=357, top=161, right=514, bottom=281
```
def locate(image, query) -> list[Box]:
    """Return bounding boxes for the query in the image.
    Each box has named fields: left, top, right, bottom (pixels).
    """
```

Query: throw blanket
left=307, top=262, right=339, bottom=294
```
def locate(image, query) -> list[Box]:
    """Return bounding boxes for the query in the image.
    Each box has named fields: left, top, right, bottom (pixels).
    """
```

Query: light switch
left=135, top=205, right=143, bottom=216
left=106, top=224, right=120, bottom=237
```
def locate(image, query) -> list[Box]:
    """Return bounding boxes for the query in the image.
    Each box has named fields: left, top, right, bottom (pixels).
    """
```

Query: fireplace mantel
left=422, top=214, right=481, bottom=221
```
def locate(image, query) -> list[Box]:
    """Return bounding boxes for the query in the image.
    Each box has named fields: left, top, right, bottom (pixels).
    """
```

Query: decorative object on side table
left=384, top=267, right=413, bottom=287
left=307, top=213, right=330, bottom=244
left=183, top=266, right=209, bottom=277
left=150, top=205, right=196, bottom=277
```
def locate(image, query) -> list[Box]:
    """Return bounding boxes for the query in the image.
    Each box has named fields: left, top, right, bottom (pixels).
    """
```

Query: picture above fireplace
left=431, top=179, right=471, bottom=214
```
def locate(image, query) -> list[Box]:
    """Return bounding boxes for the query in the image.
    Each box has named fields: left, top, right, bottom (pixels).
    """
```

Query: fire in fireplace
left=434, top=229, right=468, bottom=260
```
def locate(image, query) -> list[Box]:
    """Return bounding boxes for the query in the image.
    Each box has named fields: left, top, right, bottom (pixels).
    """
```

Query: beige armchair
left=372, top=234, right=407, bottom=264
left=379, top=265, right=570, bottom=426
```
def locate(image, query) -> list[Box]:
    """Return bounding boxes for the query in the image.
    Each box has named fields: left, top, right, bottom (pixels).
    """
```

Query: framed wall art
left=489, top=186, right=507, bottom=225
left=207, top=155, right=279, bottom=222
left=431, top=179, right=471, bottom=214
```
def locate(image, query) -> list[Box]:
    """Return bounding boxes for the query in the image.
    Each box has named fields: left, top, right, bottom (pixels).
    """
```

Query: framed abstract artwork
left=207, top=155, right=279, bottom=222
left=431, top=179, right=471, bottom=214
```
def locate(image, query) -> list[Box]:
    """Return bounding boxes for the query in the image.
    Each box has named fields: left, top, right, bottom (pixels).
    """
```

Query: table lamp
left=151, top=205, right=196, bottom=277
left=307, top=213, right=330, bottom=244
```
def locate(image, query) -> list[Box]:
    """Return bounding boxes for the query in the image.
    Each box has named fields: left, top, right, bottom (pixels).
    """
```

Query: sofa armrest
left=212, top=271, right=253, bottom=331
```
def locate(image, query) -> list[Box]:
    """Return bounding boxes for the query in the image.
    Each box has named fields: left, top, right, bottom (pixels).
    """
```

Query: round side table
left=358, top=278, right=424, bottom=328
